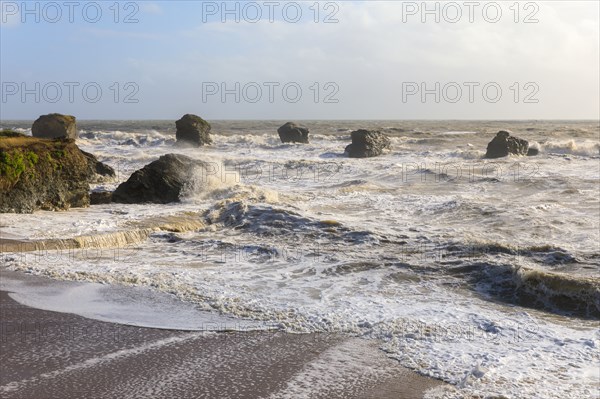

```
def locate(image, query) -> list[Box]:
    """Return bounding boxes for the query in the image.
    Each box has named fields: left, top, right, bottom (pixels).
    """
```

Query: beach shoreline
left=0, top=269, right=446, bottom=399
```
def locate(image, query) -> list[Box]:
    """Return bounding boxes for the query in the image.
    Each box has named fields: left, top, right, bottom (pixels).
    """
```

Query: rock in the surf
left=485, top=131, right=529, bottom=158
left=112, top=153, right=207, bottom=204
left=344, top=129, right=391, bottom=158
left=175, top=114, right=212, bottom=146
left=81, top=150, right=116, bottom=182
left=277, top=122, right=310, bottom=144
left=90, top=191, right=113, bottom=205
left=32, top=113, right=78, bottom=140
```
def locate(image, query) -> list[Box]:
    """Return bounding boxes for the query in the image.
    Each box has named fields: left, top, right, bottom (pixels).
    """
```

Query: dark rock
left=175, top=114, right=212, bottom=146
left=344, top=130, right=391, bottom=158
left=90, top=191, right=113, bottom=205
left=485, top=131, right=529, bottom=158
left=0, top=137, right=92, bottom=213
left=80, top=150, right=116, bottom=182
left=277, top=122, right=309, bottom=144
left=112, top=154, right=207, bottom=204
left=32, top=113, right=78, bottom=139
left=527, top=147, right=539, bottom=156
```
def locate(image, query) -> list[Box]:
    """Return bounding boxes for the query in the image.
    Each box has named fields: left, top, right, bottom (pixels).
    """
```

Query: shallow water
left=1, top=120, right=599, bottom=398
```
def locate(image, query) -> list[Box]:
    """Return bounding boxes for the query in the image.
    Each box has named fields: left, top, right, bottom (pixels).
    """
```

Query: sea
left=1, top=120, right=599, bottom=398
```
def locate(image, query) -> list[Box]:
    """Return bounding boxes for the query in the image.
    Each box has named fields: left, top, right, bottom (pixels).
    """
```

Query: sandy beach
left=0, top=270, right=445, bottom=399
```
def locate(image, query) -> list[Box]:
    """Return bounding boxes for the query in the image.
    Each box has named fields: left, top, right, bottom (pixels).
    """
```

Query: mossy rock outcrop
left=0, top=134, right=101, bottom=213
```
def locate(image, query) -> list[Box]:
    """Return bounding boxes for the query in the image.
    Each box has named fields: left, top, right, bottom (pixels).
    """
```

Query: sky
left=1, top=0, right=599, bottom=120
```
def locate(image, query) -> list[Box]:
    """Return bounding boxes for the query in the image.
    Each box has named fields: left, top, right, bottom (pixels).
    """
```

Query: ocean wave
left=0, top=213, right=206, bottom=253
left=2, top=211, right=597, bottom=399
left=439, top=131, right=479, bottom=136
left=514, top=267, right=600, bottom=319
left=205, top=201, right=330, bottom=235
left=445, top=259, right=600, bottom=319
left=195, top=184, right=281, bottom=204
left=203, top=201, right=379, bottom=246
left=4, top=127, right=32, bottom=135
left=216, top=133, right=278, bottom=147
left=537, top=139, right=600, bottom=157
left=438, top=243, right=599, bottom=318
left=330, top=179, right=387, bottom=194
left=79, top=129, right=174, bottom=147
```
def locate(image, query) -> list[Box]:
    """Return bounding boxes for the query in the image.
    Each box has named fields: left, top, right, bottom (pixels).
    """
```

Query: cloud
left=84, top=28, right=164, bottom=40
left=140, top=3, right=163, bottom=15
left=2, top=1, right=597, bottom=119
left=170, top=3, right=593, bottom=83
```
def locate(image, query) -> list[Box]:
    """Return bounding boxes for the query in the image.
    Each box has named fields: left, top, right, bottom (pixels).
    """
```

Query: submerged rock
left=32, top=113, right=78, bottom=139
left=485, top=131, right=529, bottom=158
left=81, top=150, right=116, bottom=182
left=344, top=129, right=391, bottom=158
left=90, top=191, right=113, bottom=205
left=0, top=136, right=94, bottom=213
left=175, top=114, right=212, bottom=146
left=277, top=122, right=310, bottom=144
left=112, top=153, right=207, bottom=204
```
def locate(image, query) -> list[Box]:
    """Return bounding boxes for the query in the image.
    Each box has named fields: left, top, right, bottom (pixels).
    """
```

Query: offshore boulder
left=175, top=114, right=212, bottom=146
left=32, top=113, right=78, bottom=140
left=277, top=122, right=310, bottom=144
left=485, top=131, right=530, bottom=158
left=344, top=129, right=391, bottom=158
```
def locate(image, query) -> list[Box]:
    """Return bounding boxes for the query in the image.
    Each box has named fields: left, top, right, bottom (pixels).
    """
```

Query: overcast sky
left=1, top=1, right=598, bottom=120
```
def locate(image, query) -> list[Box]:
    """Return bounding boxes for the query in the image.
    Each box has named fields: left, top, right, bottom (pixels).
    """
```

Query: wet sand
left=0, top=270, right=445, bottom=399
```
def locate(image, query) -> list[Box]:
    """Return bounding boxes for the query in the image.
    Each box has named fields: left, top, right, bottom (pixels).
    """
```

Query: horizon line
left=1, top=118, right=599, bottom=122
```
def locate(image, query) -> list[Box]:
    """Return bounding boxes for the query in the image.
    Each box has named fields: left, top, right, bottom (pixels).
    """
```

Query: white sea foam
left=4, top=246, right=598, bottom=399
left=539, top=139, right=600, bottom=156
left=1, top=121, right=599, bottom=398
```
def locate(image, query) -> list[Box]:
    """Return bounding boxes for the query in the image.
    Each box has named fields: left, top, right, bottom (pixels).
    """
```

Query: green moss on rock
left=0, top=136, right=93, bottom=213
